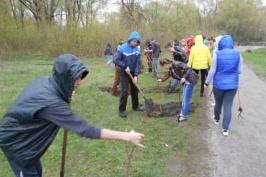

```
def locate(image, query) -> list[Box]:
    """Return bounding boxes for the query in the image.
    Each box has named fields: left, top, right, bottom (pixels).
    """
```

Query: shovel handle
left=127, top=72, right=146, bottom=98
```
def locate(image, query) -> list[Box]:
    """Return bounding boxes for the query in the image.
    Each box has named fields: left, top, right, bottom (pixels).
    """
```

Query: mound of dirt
left=98, top=86, right=196, bottom=117
left=145, top=99, right=196, bottom=117
left=98, top=85, right=181, bottom=96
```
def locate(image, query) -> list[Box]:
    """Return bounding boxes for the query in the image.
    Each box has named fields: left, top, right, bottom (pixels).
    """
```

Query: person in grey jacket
left=0, top=54, right=144, bottom=177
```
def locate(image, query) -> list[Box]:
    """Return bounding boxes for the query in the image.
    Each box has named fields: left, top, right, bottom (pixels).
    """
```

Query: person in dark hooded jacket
left=165, top=42, right=187, bottom=63
left=0, top=54, right=144, bottom=177
left=113, top=32, right=143, bottom=118
left=104, top=43, right=114, bottom=66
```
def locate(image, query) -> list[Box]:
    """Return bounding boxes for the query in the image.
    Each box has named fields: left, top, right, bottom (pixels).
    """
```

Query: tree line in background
left=0, top=0, right=265, bottom=58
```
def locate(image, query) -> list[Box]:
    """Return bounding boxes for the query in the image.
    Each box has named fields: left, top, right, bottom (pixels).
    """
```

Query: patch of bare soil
left=144, top=85, right=181, bottom=94
left=98, top=86, right=119, bottom=96
left=145, top=99, right=196, bottom=117
left=98, top=85, right=181, bottom=97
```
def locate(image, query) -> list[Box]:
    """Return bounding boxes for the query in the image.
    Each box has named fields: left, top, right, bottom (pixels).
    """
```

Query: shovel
left=127, top=72, right=183, bottom=117
left=127, top=72, right=148, bottom=101
left=126, top=72, right=155, bottom=112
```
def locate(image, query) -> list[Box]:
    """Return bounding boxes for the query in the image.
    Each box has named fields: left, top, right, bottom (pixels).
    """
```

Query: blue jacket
left=114, top=32, right=141, bottom=76
left=214, top=35, right=240, bottom=90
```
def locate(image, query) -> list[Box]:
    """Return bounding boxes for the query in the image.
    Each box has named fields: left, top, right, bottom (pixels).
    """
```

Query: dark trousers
left=213, top=87, right=237, bottom=130
left=193, top=69, right=208, bottom=95
left=7, top=157, right=42, bottom=177
left=119, top=71, right=139, bottom=112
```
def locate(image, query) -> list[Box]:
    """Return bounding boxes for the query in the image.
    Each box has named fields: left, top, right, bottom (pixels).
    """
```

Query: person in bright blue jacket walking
left=114, top=32, right=143, bottom=118
left=205, top=35, right=243, bottom=136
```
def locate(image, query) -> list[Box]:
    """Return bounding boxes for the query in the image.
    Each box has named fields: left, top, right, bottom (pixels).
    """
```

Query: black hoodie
left=0, top=54, right=101, bottom=167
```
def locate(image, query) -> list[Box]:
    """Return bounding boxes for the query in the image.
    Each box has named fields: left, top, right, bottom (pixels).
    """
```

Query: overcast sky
left=101, top=0, right=266, bottom=14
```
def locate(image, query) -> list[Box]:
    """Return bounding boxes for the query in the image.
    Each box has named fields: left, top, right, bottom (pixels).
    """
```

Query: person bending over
left=0, top=54, right=144, bottom=177
left=158, top=58, right=199, bottom=122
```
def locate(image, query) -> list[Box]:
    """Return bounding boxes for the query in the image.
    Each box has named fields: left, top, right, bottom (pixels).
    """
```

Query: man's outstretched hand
left=127, top=130, right=144, bottom=148
left=100, top=129, right=145, bottom=148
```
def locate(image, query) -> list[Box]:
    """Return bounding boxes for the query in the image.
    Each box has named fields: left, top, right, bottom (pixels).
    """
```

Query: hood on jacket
left=215, top=35, right=223, bottom=48
left=52, top=54, right=88, bottom=103
left=128, top=31, right=141, bottom=44
left=195, top=35, right=204, bottom=45
left=218, top=35, right=234, bottom=50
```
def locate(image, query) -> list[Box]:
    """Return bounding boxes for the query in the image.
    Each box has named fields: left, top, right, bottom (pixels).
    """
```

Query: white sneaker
left=222, top=129, right=229, bottom=136
left=212, top=115, right=219, bottom=125
left=176, top=114, right=188, bottom=123
left=214, top=119, right=219, bottom=125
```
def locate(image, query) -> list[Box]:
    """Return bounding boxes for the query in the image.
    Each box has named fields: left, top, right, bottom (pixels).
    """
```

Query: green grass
left=243, top=48, right=266, bottom=77
left=0, top=53, right=206, bottom=177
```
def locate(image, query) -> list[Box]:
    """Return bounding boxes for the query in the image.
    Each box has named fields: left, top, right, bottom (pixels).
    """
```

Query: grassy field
left=0, top=53, right=207, bottom=177
left=243, top=48, right=266, bottom=77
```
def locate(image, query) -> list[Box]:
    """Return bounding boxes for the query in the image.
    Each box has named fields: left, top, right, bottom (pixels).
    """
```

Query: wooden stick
left=60, top=129, right=68, bottom=177
left=125, top=145, right=136, bottom=177
left=127, top=72, right=146, bottom=99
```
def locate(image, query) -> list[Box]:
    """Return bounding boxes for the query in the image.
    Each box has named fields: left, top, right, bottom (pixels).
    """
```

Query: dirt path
left=206, top=46, right=266, bottom=177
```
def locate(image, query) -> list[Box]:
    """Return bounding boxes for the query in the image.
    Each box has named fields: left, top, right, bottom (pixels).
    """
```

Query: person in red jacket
left=186, top=36, right=195, bottom=58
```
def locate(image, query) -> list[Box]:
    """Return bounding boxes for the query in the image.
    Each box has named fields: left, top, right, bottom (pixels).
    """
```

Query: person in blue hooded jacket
left=205, top=35, right=243, bottom=136
left=0, top=54, right=144, bottom=177
left=113, top=32, right=143, bottom=118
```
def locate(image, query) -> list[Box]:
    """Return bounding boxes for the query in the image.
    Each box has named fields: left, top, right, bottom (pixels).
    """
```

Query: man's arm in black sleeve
left=35, top=101, right=101, bottom=139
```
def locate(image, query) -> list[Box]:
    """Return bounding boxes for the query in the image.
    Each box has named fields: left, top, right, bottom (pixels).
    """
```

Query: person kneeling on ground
left=113, top=32, right=144, bottom=118
left=205, top=35, right=243, bottom=136
left=158, top=58, right=199, bottom=123
left=0, top=54, right=144, bottom=177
